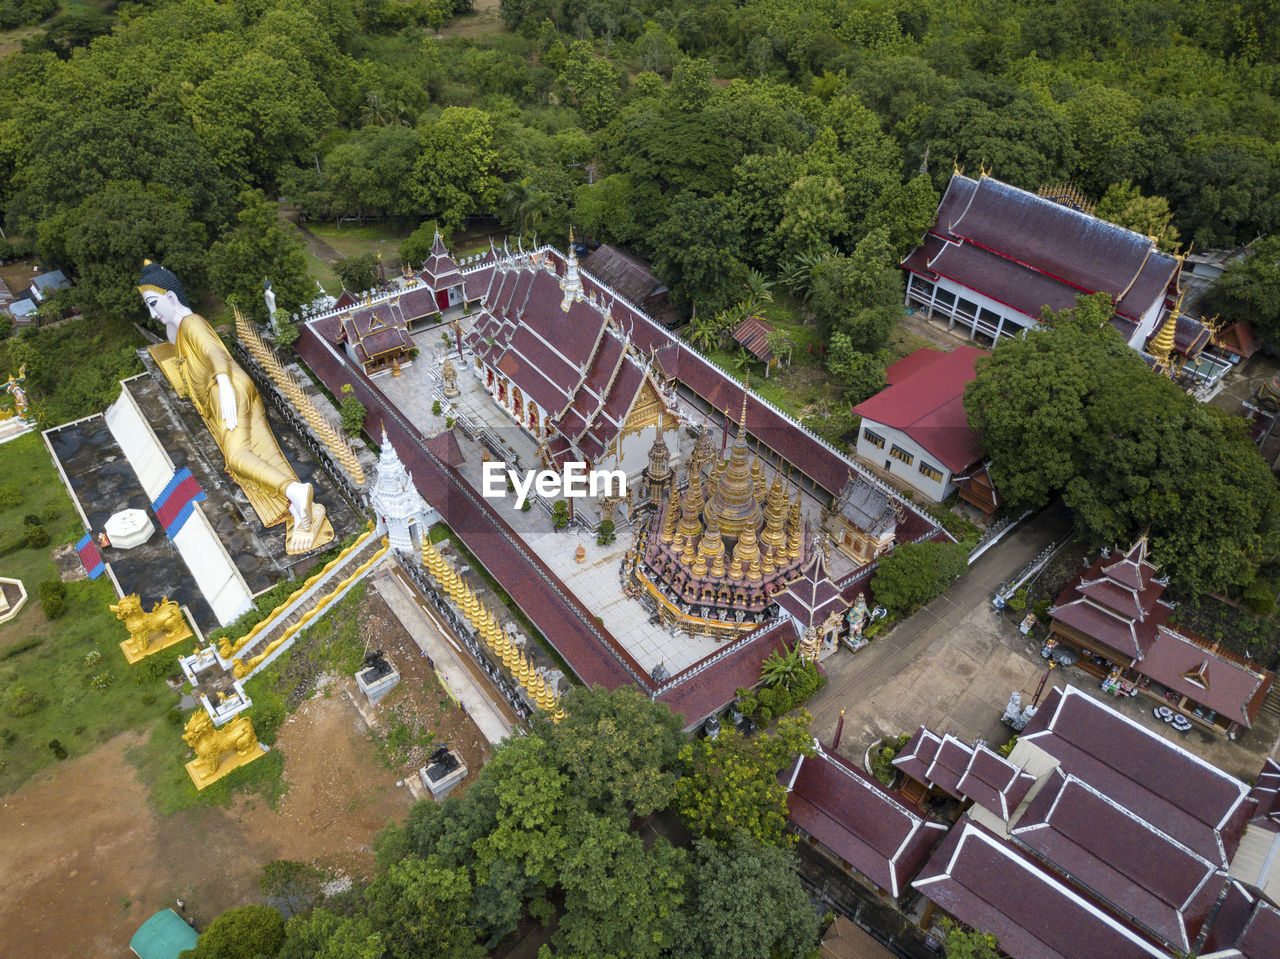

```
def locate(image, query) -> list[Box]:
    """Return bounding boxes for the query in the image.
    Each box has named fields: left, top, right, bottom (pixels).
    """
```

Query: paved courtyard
left=378, top=343, right=860, bottom=676
left=809, top=504, right=1279, bottom=784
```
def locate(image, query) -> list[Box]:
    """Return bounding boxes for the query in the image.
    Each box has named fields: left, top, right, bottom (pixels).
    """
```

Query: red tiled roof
left=928, top=239, right=1080, bottom=320
left=923, top=734, right=973, bottom=799
left=956, top=745, right=1035, bottom=821
left=652, top=619, right=794, bottom=725
left=1020, top=687, right=1252, bottom=866
left=914, top=818, right=1171, bottom=959
left=1116, top=251, right=1179, bottom=321
left=1200, top=880, right=1280, bottom=959
left=1137, top=626, right=1274, bottom=728
left=1011, top=770, right=1223, bottom=952
left=580, top=244, right=666, bottom=305
left=1249, top=758, right=1280, bottom=831
left=775, top=548, right=848, bottom=629
left=786, top=746, right=947, bottom=897
left=852, top=347, right=987, bottom=474
left=892, top=725, right=942, bottom=785
left=1213, top=321, right=1258, bottom=359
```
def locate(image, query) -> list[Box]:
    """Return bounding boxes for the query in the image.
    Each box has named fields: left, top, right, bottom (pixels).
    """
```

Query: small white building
left=370, top=430, right=437, bottom=554
left=851, top=347, right=987, bottom=503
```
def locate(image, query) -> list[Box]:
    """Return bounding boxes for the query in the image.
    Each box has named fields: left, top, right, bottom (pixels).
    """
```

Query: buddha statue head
left=137, top=260, right=194, bottom=343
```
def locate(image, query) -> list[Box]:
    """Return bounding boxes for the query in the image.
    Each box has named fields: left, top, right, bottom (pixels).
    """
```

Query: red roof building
left=850, top=347, right=987, bottom=502
left=785, top=744, right=948, bottom=897
left=1200, top=881, right=1280, bottom=959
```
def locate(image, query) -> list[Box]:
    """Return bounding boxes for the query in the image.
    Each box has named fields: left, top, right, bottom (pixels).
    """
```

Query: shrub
left=166, top=706, right=184, bottom=725
left=90, top=672, right=115, bottom=690
left=551, top=500, right=569, bottom=530
left=8, top=684, right=43, bottom=716
left=520, top=500, right=532, bottom=511
left=48, top=739, right=68, bottom=760
left=1032, top=600, right=1051, bottom=622
left=339, top=383, right=366, bottom=436
left=1007, top=588, right=1027, bottom=612
left=432, top=399, right=442, bottom=415
left=0, top=486, right=21, bottom=508
left=82, top=650, right=102, bottom=668
left=870, top=733, right=911, bottom=785
left=39, top=579, right=67, bottom=619
left=596, top=519, right=616, bottom=545
left=23, top=514, right=40, bottom=527
left=24, top=523, right=49, bottom=549
left=140, top=692, right=157, bottom=706
left=870, top=540, right=969, bottom=616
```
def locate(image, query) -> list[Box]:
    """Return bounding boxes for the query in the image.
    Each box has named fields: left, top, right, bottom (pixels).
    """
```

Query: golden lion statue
left=182, top=710, right=259, bottom=780
left=110, top=594, right=189, bottom=656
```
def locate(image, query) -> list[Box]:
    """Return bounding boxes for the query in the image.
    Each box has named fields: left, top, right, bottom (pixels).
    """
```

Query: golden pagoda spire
left=676, top=466, right=705, bottom=547
left=697, top=511, right=725, bottom=578
left=786, top=498, right=802, bottom=560
left=660, top=483, right=678, bottom=544
left=733, top=520, right=761, bottom=579
left=761, top=545, right=776, bottom=577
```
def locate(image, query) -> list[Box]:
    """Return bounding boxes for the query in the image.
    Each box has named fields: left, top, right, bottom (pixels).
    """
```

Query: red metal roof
left=731, top=316, right=774, bottom=362
left=1200, top=880, right=1280, bottom=959
left=852, top=347, right=987, bottom=473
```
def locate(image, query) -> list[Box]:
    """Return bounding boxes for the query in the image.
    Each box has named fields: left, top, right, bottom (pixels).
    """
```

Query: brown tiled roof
left=923, top=734, right=973, bottom=799
left=775, top=548, right=849, bottom=629
left=955, top=461, right=1001, bottom=512
left=1020, top=686, right=1252, bottom=866
left=1213, top=321, right=1258, bottom=359
left=421, top=232, right=462, bottom=289
left=580, top=244, right=666, bottom=305
left=1050, top=542, right=1170, bottom=660
left=1200, top=880, right=1280, bottom=959
left=914, top=818, right=1171, bottom=959
left=956, top=744, right=1035, bottom=820
left=785, top=745, right=948, bottom=897
left=1011, top=769, right=1223, bottom=952
left=1137, top=626, right=1274, bottom=728
left=1117, top=251, right=1179, bottom=320
left=1249, top=759, right=1280, bottom=832
left=927, top=239, right=1080, bottom=320
left=892, top=725, right=942, bottom=785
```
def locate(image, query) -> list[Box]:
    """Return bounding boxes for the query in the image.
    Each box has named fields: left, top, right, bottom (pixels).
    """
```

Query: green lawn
left=306, top=222, right=414, bottom=270
left=0, top=433, right=181, bottom=794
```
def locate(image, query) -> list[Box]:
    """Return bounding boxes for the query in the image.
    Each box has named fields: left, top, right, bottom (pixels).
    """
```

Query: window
left=919, top=461, right=944, bottom=483
left=862, top=428, right=885, bottom=449
left=979, top=307, right=1001, bottom=325
left=957, top=298, right=978, bottom=318
left=889, top=445, right=913, bottom=466
left=934, top=288, right=956, bottom=308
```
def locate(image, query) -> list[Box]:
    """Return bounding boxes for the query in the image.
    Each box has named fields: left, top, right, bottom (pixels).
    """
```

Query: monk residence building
left=901, top=173, right=1232, bottom=388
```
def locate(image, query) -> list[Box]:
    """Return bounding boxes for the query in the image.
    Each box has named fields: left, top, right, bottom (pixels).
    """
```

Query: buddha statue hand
left=216, top=373, right=239, bottom=430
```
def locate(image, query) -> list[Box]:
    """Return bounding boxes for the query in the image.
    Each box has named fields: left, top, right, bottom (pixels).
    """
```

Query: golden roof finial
left=739, top=375, right=750, bottom=431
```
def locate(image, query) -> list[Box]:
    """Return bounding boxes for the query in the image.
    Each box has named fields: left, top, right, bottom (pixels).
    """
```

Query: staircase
left=1261, top=684, right=1280, bottom=721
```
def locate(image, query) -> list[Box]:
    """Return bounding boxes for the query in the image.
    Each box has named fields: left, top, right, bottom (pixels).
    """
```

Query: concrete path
left=810, top=504, right=1074, bottom=759
left=369, top=562, right=517, bottom=746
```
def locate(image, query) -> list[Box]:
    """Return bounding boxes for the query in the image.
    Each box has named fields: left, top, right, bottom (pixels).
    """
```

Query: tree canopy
left=965, top=294, right=1280, bottom=596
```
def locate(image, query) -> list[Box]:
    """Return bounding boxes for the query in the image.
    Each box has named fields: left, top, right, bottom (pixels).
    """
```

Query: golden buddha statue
left=138, top=261, right=332, bottom=554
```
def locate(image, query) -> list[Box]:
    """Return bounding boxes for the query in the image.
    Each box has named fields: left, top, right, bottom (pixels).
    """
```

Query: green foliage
left=940, top=919, right=1001, bottom=959
left=550, top=499, right=569, bottom=529
left=826, top=334, right=886, bottom=405
left=7, top=684, right=43, bottom=717
left=335, top=253, right=380, bottom=293
left=431, top=399, right=442, bottom=416
left=871, top=540, right=970, bottom=616
left=339, top=383, right=367, bottom=436
left=676, top=713, right=815, bottom=848
left=275, top=315, right=300, bottom=349
left=0, top=0, right=54, bottom=29
left=596, top=518, right=615, bottom=545
left=399, top=221, right=439, bottom=268
left=1205, top=236, right=1280, bottom=345
left=410, top=107, right=502, bottom=236
left=1007, top=588, right=1028, bottom=612
left=23, top=522, right=49, bottom=550
left=966, top=294, right=1280, bottom=595
left=209, top=192, right=314, bottom=325
left=871, top=733, right=911, bottom=785
left=179, top=904, right=286, bottom=959
left=1095, top=180, right=1180, bottom=252
left=38, top=578, right=66, bottom=619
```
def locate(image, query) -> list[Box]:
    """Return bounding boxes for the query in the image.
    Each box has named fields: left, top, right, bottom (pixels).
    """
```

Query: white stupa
left=370, top=429, right=436, bottom=554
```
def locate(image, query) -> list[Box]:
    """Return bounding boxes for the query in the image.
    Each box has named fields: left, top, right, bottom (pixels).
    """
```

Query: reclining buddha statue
left=137, top=260, right=332, bottom=553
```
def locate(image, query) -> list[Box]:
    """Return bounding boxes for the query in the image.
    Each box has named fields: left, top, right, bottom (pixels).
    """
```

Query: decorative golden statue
left=182, top=710, right=262, bottom=788
left=110, top=593, right=192, bottom=662
left=138, top=261, right=333, bottom=554
left=441, top=357, right=460, bottom=397
left=3, top=364, right=30, bottom=421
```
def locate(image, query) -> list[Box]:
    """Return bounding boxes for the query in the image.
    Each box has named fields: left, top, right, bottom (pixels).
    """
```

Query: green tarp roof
left=130, top=909, right=199, bottom=959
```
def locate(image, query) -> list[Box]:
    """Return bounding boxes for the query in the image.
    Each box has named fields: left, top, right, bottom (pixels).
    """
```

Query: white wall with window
left=854, top=419, right=955, bottom=502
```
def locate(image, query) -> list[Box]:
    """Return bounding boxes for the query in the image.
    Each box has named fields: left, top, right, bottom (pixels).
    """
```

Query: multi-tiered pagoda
left=629, top=394, right=809, bottom=639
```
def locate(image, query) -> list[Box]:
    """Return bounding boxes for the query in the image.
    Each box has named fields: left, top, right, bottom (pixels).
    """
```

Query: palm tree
left=761, top=644, right=806, bottom=690
left=780, top=251, right=827, bottom=302
left=358, top=92, right=388, bottom=128
left=503, top=177, right=553, bottom=235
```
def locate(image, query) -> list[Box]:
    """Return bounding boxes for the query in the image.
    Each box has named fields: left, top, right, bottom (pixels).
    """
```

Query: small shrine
left=420, top=230, right=464, bottom=311
left=335, top=302, right=413, bottom=376
left=370, top=430, right=437, bottom=555
left=821, top=473, right=898, bottom=564
left=775, top=542, right=849, bottom=661
left=629, top=395, right=810, bottom=639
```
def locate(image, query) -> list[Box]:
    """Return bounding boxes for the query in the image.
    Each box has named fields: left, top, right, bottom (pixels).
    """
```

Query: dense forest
left=2, top=0, right=1279, bottom=323
left=0, top=0, right=1278, bottom=590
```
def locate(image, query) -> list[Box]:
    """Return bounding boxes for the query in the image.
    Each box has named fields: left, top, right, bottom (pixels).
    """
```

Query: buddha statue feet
left=286, top=482, right=314, bottom=529
left=286, top=501, right=333, bottom=555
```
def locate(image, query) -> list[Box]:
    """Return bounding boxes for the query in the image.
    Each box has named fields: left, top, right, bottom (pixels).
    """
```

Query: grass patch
left=0, top=434, right=184, bottom=793
left=306, top=221, right=413, bottom=268
left=886, top=323, right=935, bottom=364
left=302, top=246, right=340, bottom=294
left=428, top=522, right=578, bottom=683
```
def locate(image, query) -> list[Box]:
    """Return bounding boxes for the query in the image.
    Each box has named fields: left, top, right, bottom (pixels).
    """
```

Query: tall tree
left=1094, top=180, right=1180, bottom=252
left=208, top=191, right=314, bottom=322
left=1204, top=236, right=1280, bottom=344
left=410, top=107, right=502, bottom=236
